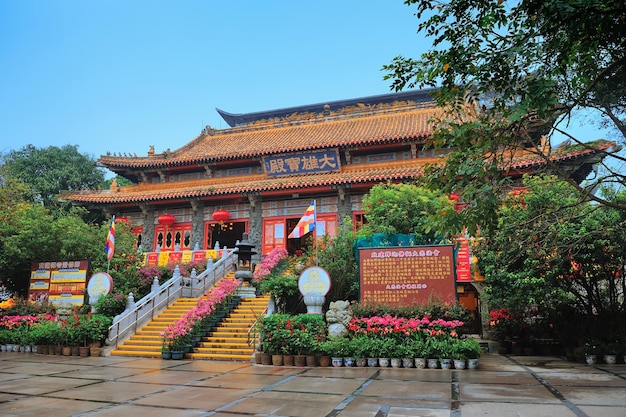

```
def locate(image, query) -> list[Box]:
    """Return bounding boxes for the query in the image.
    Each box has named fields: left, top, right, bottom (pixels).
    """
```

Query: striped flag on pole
left=105, top=216, right=116, bottom=260
left=288, top=201, right=316, bottom=239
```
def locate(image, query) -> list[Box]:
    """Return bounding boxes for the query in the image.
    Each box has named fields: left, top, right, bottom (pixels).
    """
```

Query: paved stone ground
left=0, top=351, right=624, bottom=416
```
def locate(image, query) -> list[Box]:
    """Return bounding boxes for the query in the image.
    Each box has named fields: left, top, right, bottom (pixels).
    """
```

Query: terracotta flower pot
left=319, top=355, right=331, bottom=367
left=294, top=355, right=307, bottom=367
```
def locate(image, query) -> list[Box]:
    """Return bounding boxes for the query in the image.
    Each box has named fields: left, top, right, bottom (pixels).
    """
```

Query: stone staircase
left=190, top=295, right=270, bottom=360
left=110, top=297, right=199, bottom=358
left=110, top=294, right=269, bottom=360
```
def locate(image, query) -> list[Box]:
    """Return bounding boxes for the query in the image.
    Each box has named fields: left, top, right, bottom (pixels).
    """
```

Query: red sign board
left=359, top=245, right=456, bottom=306
left=144, top=249, right=226, bottom=267
left=455, top=238, right=472, bottom=282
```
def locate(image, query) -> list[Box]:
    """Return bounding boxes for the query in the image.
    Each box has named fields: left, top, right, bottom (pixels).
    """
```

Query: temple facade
left=65, top=89, right=612, bottom=260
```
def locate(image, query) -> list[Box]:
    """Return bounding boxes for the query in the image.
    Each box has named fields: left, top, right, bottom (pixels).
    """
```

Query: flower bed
left=259, top=311, right=482, bottom=368
left=160, top=276, right=240, bottom=352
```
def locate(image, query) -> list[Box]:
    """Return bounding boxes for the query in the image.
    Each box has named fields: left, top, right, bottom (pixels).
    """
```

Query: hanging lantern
left=157, top=213, right=176, bottom=226
left=116, top=216, right=130, bottom=224
left=212, top=209, right=230, bottom=223
left=130, top=225, right=144, bottom=234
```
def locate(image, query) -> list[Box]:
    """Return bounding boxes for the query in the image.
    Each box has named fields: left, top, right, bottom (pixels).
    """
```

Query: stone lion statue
left=326, top=300, right=352, bottom=339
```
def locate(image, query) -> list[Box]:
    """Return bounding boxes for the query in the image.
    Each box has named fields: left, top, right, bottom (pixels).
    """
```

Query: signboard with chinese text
left=262, top=149, right=341, bottom=177
left=29, top=260, right=89, bottom=309
left=359, top=245, right=456, bottom=306
left=144, top=249, right=226, bottom=267
left=455, top=238, right=472, bottom=282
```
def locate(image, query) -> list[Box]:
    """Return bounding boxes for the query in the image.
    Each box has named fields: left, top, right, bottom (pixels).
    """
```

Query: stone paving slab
left=0, top=351, right=624, bottom=416
left=459, top=402, right=578, bottom=417
left=0, top=396, right=111, bottom=417
left=226, top=390, right=346, bottom=416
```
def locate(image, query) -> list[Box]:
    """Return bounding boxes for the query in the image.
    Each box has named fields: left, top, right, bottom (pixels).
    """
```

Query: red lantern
left=116, top=216, right=130, bottom=224
left=130, top=225, right=144, bottom=234
left=157, top=213, right=176, bottom=226
left=212, top=209, right=230, bottom=223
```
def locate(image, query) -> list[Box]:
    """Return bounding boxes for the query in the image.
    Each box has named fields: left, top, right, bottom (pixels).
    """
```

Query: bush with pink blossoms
left=160, top=276, right=240, bottom=351
left=253, top=247, right=288, bottom=282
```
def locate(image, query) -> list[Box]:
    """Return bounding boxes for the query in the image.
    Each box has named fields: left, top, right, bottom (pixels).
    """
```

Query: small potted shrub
left=462, top=338, right=483, bottom=369
left=319, top=338, right=350, bottom=367
left=349, top=335, right=369, bottom=367
left=378, top=337, right=397, bottom=367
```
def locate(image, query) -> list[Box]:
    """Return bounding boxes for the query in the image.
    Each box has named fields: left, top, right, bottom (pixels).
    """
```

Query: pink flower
left=161, top=276, right=241, bottom=348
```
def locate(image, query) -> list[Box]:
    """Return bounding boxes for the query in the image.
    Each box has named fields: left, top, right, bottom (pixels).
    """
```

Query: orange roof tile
left=64, top=158, right=433, bottom=204
left=99, top=104, right=439, bottom=170
left=64, top=141, right=612, bottom=206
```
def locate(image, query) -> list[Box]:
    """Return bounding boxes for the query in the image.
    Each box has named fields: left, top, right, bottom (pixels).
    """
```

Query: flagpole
left=105, top=215, right=116, bottom=274
left=314, top=200, right=318, bottom=266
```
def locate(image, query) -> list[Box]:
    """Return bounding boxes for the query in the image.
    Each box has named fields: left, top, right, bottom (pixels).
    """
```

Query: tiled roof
left=64, top=141, right=613, bottom=206
left=98, top=104, right=439, bottom=170
left=216, top=88, right=438, bottom=127
left=64, top=158, right=434, bottom=204
left=504, top=140, right=614, bottom=170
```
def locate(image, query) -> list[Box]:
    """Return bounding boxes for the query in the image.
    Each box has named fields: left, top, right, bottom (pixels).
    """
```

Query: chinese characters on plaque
left=262, top=149, right=341, bottom=177
left=29, top=260, right=89, bottom=309
left=359, top=245, right=456, bottom=306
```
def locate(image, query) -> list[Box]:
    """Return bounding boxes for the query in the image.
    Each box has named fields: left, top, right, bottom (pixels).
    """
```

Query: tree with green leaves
left=1, top=145, right=105, bottom=210
left=477, top=175, right=626, bottom=346
left=360, top=182, right=462, bottom=240
left=315, top=217, right=360, bottom=303
left=383, top=0, right=626, bottom=234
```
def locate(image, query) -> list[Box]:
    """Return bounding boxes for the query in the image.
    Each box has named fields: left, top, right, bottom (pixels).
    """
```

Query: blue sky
left=0, top=0, right=617, bottom=168
left=0, top=1, right=428, bottom=160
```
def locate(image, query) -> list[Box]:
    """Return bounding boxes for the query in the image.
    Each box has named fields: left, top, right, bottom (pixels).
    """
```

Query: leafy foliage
left=383, top=0, right=626, bottom=233
left=360, top=183, right=461, bottom=239
left=94, top=293, right=127, bottom=317
left=2, top=145, right=105, bottom=211
left=315, top=217, right=360, bottom=303
left=477, top=175, right=626, bottom=345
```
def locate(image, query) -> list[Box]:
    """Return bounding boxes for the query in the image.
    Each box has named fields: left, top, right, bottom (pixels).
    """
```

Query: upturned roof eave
left=98, top=132, right=430, bottom=171
left=216, top=88, right=439, bottom=127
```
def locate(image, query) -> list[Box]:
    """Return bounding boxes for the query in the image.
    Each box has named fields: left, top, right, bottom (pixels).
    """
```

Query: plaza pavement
left=0, top=351, right=624, bottom=417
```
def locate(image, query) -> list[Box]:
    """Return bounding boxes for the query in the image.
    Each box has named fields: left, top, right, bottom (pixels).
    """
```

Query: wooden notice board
left=359, top=245, right=456, bottom=306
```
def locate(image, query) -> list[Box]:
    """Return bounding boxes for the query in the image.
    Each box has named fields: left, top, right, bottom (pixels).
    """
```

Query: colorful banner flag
left=105, top=216, right=116, bottom=261
left=288, top=201, right=316, bottom=239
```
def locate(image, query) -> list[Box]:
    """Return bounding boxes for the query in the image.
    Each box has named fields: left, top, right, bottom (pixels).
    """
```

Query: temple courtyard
left=0, top=352, right=623, bottom=417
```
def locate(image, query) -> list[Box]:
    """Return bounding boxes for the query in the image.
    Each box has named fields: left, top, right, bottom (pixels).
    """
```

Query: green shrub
left=94, top=292, right=127, bottom=317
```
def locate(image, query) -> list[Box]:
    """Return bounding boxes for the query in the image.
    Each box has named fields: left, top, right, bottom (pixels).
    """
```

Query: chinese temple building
left=65, top=88, right=612, bottom=260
